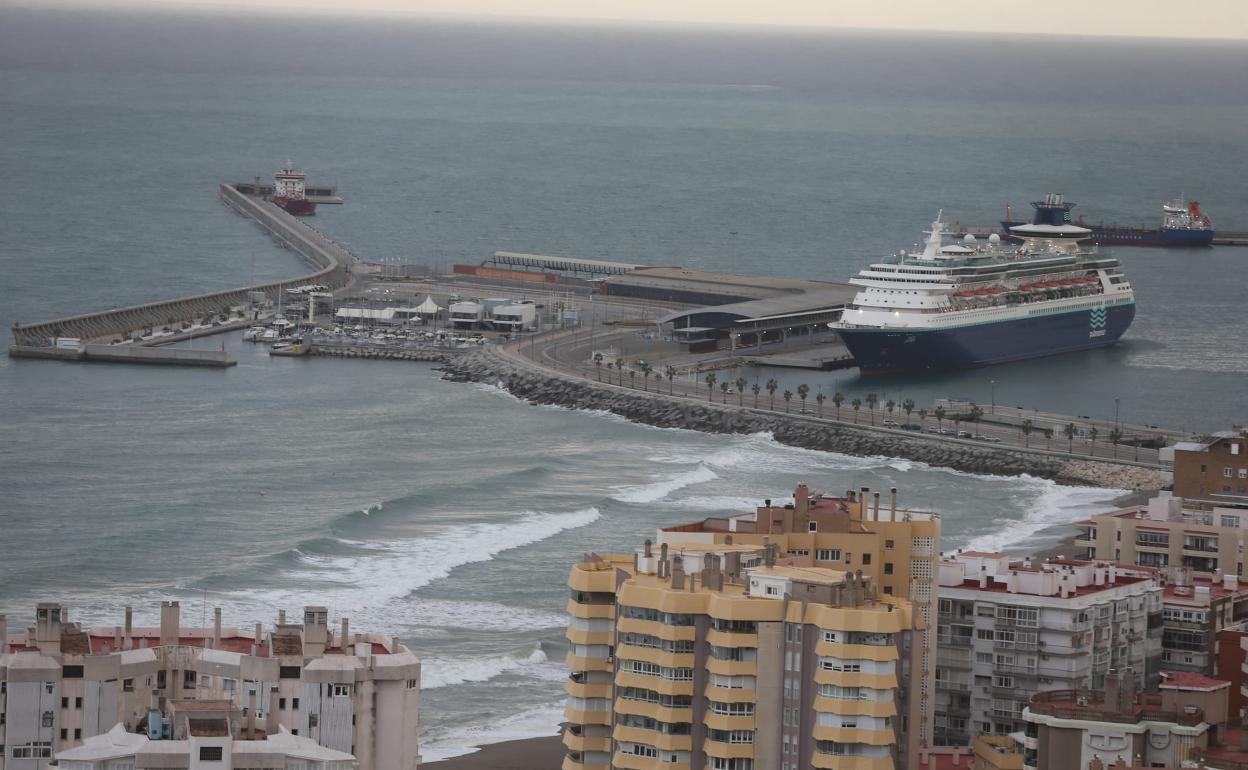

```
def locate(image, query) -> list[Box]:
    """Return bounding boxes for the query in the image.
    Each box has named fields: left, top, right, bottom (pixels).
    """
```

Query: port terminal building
left=599, top=269, right=856, bottom=353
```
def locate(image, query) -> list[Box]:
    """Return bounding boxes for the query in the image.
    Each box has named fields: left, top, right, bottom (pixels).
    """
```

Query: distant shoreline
left=423, top=734, right=565, bottom=770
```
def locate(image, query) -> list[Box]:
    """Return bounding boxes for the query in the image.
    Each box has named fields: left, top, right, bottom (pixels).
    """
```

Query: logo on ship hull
left=1089, top=307, right=1107, bottom=338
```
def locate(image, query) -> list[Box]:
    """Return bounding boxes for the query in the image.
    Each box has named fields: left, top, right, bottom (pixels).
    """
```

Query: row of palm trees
left=589, top=355, right=1149, bottom=460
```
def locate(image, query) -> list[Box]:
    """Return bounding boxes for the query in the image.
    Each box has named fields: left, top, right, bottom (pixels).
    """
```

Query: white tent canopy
left=415, top=296, right=443, bottom=314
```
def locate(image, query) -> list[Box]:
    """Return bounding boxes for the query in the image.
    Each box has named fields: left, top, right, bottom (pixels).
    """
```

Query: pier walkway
left=8, top=184, right=352, bottom=352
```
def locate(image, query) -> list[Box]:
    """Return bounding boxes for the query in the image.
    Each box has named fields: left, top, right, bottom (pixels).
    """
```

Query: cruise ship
left=831, top=194, right=1136, bottom=374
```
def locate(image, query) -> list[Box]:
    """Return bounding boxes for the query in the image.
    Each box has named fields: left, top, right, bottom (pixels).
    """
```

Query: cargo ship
left=831, top=195, right=1135, bottom=374
left=1001, top=196, right=1213, bottom=247
left=271, top=161, right=316, bottom=216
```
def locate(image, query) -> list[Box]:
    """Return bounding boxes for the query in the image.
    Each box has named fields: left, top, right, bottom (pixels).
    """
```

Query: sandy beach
left=424, top=735, right=566, bottom=770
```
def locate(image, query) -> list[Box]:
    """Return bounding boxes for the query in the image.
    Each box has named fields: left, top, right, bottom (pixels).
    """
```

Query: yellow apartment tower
left=564, top=483, right=935, bottom=770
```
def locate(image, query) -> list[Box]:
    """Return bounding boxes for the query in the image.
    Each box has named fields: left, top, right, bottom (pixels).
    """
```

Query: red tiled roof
left=1159, top=671, right=1230, bottom=690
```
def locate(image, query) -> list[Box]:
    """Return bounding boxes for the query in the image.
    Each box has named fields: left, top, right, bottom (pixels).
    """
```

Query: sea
left=1, top=6, right=1246, bottom=759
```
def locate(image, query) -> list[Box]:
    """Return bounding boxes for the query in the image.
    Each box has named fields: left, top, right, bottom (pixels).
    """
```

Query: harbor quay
left=6, top=182, right=353, bottom=366
left=0, top=601, right=420, bottom=770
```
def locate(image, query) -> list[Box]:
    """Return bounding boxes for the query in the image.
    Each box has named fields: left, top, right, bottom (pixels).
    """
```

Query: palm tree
left=934, top=406, right=946, bottom=434
left=832, top=391, right=844, bottom=420
left=629, top=369, right=636, bottom=389
left=1021, top=418, right=1034, bottom=448
left=1045, top=428, right=1053, bottom=451
left=1109, top=428, right=1123, bottom=459
left=615, top=357, right=625, bottom=386
left=720, top=381, right=730, bottom=403
left=885, top=399, right=896, bottom=423
left=851, top=398, right=862, bottom=424
left=783, top=390, right=794, bottom=413
left=766, top=378, right=779, bottom=410
left=865, top=393, right=879, bottom=426
left=735, top=377, right=747, bottom=407
left=665, top=365, right=676, bottom=396
left=606, top=362, right=614, bottom=383
left=902, top=399, right=915, bottom=428
left=640, top=362, right=652, bottom=392
left=918, top=408, right=928, bottom=429
left=968, top=405, right=984, bottom=436
left=593, top=352, right=603, bottom=382
left=816, top=392, right=826, bottom=418
left=751, top=382, right=761, bottom=408
left=705, top=372, right=717, bottom=403
left=1089, top=427, right=1099, bottom=456
left=1063, top=422, right=1076, bottom=453
left=798, top=384, right=810, bottom=414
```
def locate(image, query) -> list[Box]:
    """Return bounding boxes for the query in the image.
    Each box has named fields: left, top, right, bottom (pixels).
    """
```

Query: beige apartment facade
left=654, top=483, right=940, bottom=749
left=564, top=528, right=927, bottom=770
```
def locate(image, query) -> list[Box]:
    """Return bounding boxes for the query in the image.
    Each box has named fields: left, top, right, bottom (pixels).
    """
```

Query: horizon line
left=8, top=0, right=1248, bottom=45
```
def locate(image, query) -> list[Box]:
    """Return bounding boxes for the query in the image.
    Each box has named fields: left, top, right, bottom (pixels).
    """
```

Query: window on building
left=279, top=698, right=287, bottom=710
left=279, top=666, right=301, bottom=679
left=885, top=539, right=894, bottom=549
left=74, top=729, right=80, bottom=740
left=183, top=670, right=196, bottom=688
left=1226, top=467, right=1234, bottom=478
left=816, top=549, right=841, bottom=562
left=809, top=521, right=818, bottom=532
left=883, top=586, right=893, bottom=595
left=862, top=554, right=872, bottom=565
left=61, top=665, right=84, bottom=679
left=199, top=746, right=224, bottom=761
left=884, top=563, right=894, bottom=575
left=75, top=697, right=82, bottom=709
left=60, top=729, right=67, bottom=741
left=309, top=713, right=319, bottom=728
left=292, top=697, right=300, bottom=709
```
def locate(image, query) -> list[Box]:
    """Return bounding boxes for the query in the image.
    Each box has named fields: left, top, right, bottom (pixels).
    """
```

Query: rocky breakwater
left=441, top=350, right=1168, bottom=491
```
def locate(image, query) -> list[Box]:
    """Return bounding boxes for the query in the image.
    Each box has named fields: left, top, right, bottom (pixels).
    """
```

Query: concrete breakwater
left=9, top=184, right=350, bottom=349
left=311, top=344, right=458, bottom=363
left=440, top=349, right=1168, bottom=491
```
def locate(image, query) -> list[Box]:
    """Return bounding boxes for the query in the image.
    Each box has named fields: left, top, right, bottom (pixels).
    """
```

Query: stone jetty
left=440, top=348, right=1168, bottom=491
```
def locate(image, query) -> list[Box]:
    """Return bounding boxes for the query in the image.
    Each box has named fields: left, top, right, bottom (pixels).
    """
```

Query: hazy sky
left=32, top=0, right=1248, bottom=40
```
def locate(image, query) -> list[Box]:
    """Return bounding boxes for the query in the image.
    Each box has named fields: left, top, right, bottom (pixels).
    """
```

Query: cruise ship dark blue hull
left=839, top=303, right=1136, bottom=375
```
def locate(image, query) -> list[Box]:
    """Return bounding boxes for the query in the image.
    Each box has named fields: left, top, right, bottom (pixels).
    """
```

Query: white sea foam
left=612, top=465, right=718, bottom=503
left=211, top=507, right=601, bottom=632
left=958, top=479, right=1124, bottom=554
left=422, top=644, right=557, bottom=689
left=399, top=599, right=568, bottom=632
left=419, top=701, right=566, bottom=762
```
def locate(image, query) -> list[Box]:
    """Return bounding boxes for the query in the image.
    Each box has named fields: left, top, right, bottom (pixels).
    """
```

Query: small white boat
left=242, top=326, right=266, bottom=342
left=259, top=328, right=281, bottom=342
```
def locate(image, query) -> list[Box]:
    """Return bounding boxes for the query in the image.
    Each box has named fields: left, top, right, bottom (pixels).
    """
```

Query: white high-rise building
left=933, top=553, right=1162, bottom=745
left=0, top=602, right=420, bottom=770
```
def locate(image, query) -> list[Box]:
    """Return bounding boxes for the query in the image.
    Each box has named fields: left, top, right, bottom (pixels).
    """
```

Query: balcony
left=994, top=639, right=1040, bottom=652
left=936, top=634, right=973, bottom=649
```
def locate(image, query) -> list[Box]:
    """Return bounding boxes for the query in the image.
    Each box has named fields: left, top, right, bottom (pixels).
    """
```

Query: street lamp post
left=990, top=380, right=996, bottom=415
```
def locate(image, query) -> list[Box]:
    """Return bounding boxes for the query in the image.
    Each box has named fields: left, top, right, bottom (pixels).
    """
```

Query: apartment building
left=1021, top=669, right=1248, bottom=770
left=1172, top=428, right=1248, bottom=503
left=0, top=602, right=420, bottom=770
left=933, top=553, right=1162, bottom=746
left=1156, top=568, right=1248, bottom=674
left=656, top=483, right=940, bottom=748
left=55, top=702, right=355, bottom=770
left=564, top=536, right=926, bottom=770
left=1077, top=430, right=1248, bottom=578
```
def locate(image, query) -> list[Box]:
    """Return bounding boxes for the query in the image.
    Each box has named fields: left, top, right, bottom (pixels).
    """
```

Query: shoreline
left=423, top=734, right=565, bottom=770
